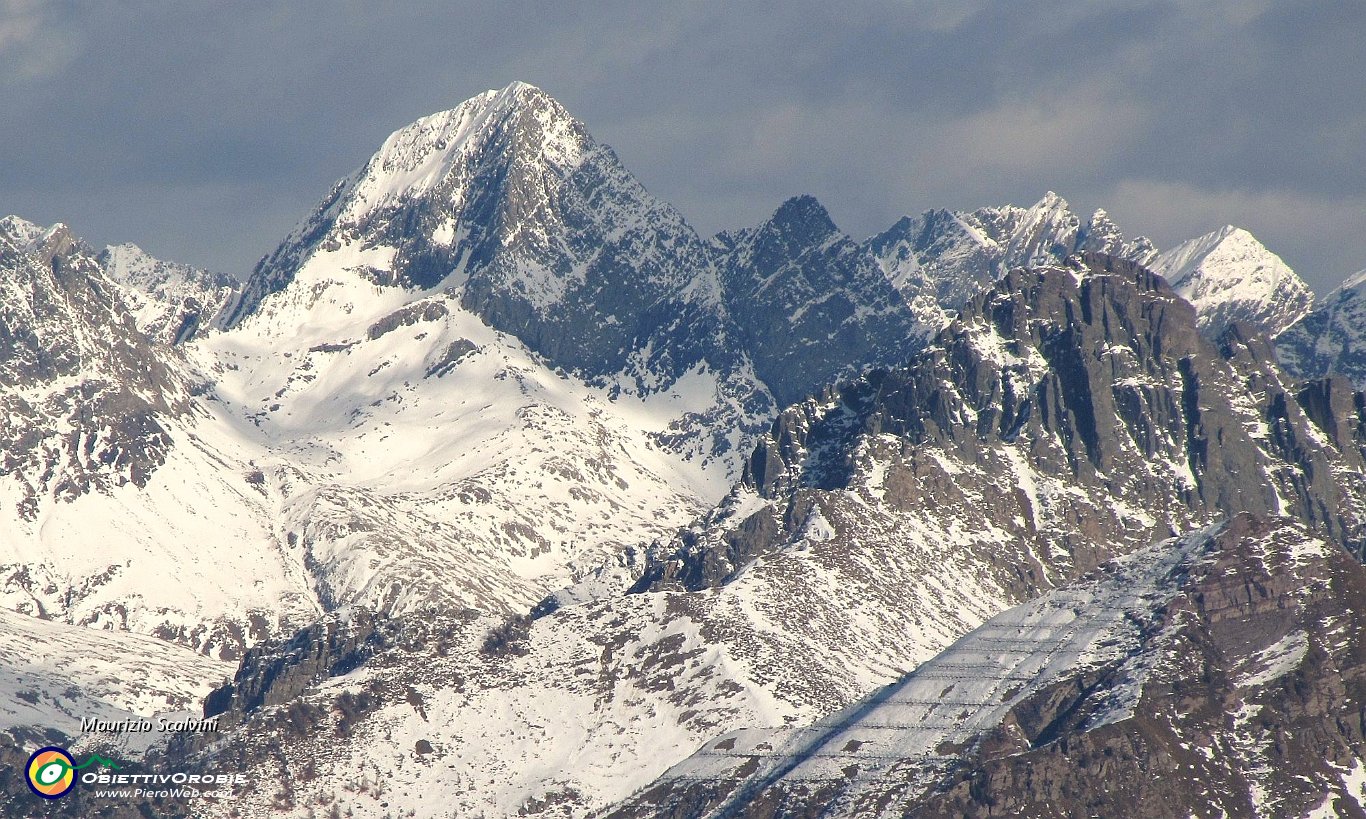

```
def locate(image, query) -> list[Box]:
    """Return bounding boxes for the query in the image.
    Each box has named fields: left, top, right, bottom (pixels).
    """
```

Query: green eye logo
left=24, top=747, right=122, bottom=799
left=26, top=747, right=75, bottom=799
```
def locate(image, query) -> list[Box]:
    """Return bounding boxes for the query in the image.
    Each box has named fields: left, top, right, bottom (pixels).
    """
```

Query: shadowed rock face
left=0, top=220, right=187, bottom=521
left=635, top=253, right=1366, bottom=599
left=715, top=195, right=932, bottom=408
left=200, top=609, right=392, bottom=730
left=607, top=515, right=1366, bottom=819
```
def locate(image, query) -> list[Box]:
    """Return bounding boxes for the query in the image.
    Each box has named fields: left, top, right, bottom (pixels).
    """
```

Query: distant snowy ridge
left=1277, top=266, right=1366, bottom=389
left=866, top=191, right=1157, bottom=316
left=99, top=243, right=240, bottom=345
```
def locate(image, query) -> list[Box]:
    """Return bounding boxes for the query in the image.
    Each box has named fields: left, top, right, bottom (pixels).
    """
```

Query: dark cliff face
left=201, top=609, right=391, bottom=728
left=716, top=196, right=930, bottom=408
left=607, top=515, right=1366, bottom=819
left=634, top=253, right=1366, bottom=597
left=441, top=93, right=736, bottom=389
left=0, top=222, right=187, bottom=520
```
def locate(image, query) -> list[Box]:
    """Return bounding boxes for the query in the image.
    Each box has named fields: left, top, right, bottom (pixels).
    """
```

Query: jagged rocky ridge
left=122, top=252, right=1366, bottom=818
left=714, top=195, right=932, bottom=407
left=866, top=192, right=1157, bottom=316
left=4, top=80, right=1366, bottom=818
left=636, top=252, right=1365, bottom=601
left=0, top=217, right=187, bottom=521
left=605, top=514, right=1366, bottom=819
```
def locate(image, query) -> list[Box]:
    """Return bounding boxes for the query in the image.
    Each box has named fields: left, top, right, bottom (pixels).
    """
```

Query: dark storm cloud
left=0, top=1, right=1362, bottom=292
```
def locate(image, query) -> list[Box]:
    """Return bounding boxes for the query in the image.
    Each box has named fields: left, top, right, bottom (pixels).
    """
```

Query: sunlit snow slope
left=610, top=514, right=1366, bottom=819
left=0, top=216, right=318, bottom=659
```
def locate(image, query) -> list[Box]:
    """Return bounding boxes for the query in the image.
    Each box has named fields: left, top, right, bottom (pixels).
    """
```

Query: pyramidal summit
left=1, top=82, right=1365, bottom=818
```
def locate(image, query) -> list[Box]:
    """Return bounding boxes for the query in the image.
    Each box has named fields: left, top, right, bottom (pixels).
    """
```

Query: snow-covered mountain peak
left=18, top=220, right=81, bottom=263
left=101, top=242, right=175, bottom=283
left=1153, top=224, right=1314, bottom=337
left=718, top=195, right=844, bottom=277
left=0, top=214, right=46, bottom=250
left=999, top=191, right=1080, bottom=266
left=1157, top=224, right=1243, bottom=267
left=1024, top=190, right=1070, bottom=222
left=339, top=81, right=589, bottom=226
left=225, top=82, right=615, bottom=325
left=209, top=82, right=780, bottom=503
left=226, top=82, right=733, bottom=391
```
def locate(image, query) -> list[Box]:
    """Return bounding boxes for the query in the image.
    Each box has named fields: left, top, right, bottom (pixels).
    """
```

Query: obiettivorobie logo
left=25, top=747, right=121, bottom=799
left=23, top=746, right=245, bottom=801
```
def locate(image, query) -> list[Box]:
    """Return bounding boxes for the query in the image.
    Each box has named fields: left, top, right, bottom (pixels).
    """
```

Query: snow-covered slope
left=1277, top=268, right=1366, bottom=389
left=0, top=607, right=231, bottom=751
left=613, top=522, right=1235, bottom=815
left=0, top=84, right=787, bottom=670
left=192, top=269, right=736, bottom=619
left=1152, top=225, right=1315, bottom=338
left=126, top=253, right=1365, bottom=819
left=609, top=515, right=1366, bottom=818
left=176, top=83, right=795, bottom=627
left=0, top=217, right=319, bottom=657
left=99, top=243, right=240, bottom=344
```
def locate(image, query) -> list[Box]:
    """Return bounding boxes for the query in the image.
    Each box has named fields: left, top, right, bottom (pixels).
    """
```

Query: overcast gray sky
left=2, top=1, right=1363, bottom=293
